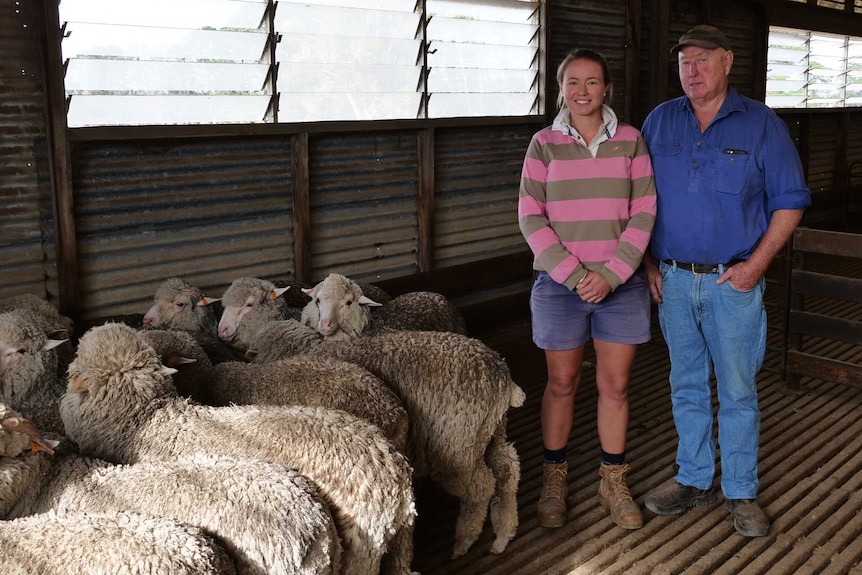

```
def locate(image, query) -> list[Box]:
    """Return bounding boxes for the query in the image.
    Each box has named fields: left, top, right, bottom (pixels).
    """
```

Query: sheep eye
left=175, top=302, right=185, bottom=308
left=345, top=300, right=352, bottom=306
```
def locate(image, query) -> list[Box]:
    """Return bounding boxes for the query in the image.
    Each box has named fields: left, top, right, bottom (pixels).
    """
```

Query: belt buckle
left=689, top=262, right=706, bottom=275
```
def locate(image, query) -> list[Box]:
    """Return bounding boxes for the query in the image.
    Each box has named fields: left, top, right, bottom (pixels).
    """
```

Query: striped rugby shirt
left=518, top=105, right=657, bottom=291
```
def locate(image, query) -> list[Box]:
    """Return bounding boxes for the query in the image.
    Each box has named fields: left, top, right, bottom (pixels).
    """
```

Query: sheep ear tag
left=271, top=287, right=290, bottom=300
left=358, top=296, right=383, bottom=307
left=198, top=297, right=220, bottom=307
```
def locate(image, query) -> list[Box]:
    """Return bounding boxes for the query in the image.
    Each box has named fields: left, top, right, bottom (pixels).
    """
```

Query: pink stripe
left=631, top=155, right=653, bottom=179
left=526, top=226, right=562, bottom=257
left=560, top=239, right=619, bottom=262
left=547, top=197, right=629, bottom=222
left=605, top=258, right=635, bottom=281
left=613, top=125, right=641, bottom=140
left=548, top=157, right=630, bottom=181
left=518, top=195, right=546, bottom=218
left=522, top=157, right=548, bottom=182
left=630, top=194, right=657, bottom=216
left=621, top=227, right=653, bottom=252
left=549, top=257, right=579, bottom=284
left=534, top=130, right=576, bottom=146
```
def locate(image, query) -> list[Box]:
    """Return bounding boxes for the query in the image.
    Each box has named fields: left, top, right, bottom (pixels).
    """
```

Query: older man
left=640, top=25, right=811, bottom=536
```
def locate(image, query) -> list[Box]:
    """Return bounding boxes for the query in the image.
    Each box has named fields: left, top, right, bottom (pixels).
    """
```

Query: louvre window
left=766, top=26, right=862, bottom=109
left=59, top=0, right=542, bottom=127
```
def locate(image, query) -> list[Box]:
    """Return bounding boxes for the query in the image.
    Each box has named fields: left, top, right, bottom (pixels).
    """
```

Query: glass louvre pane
left=276, top=3, right=420, bottom=38
left=278, top=34, right=421, bottom=66
left=68, top=95, right=271, bottom=126
left=427, top=16, right=538, bottom=46
left=278, top=93, right=422, bottom=121
left=429, top=92, right=536, bottom=117
left=62, top=24, right=267, bottom=62
left=428, top=43, right=536, bottom=69
left=279, top=63, right=422, bottom=93
left=65, top=60, right=269, bottom=93
left=815, top=0, right=844, bottom=8
left=766, top=95, right=807, bottom=107
left=427, top=0, right=539, bottom=23
left=767, top=63, right=807, bottom=81
left=60, top=0, right=266, bottom=30
left=429, top=68, right=535, bottom=93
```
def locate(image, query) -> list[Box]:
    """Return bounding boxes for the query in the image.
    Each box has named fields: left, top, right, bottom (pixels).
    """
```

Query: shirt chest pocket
left=714, top=151, right=755, bottom=195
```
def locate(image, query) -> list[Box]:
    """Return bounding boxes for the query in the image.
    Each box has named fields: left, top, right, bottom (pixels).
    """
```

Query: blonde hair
left=555, top=48, right=613, bottom=110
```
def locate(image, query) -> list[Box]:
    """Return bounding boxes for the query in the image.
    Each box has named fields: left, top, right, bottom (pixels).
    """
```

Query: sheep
left=142, top=277, right=247, bottom=364
left=0, top=294, right=75, bottom=339
left=301, top=273, right=466, bottom=342
left=138, top=329, right=408, bottom=450
left=218, top=277, right=295, bottom=351
left=1, top=404, right=58, bottom=458
left=0, top=309, right=69, bottom=434
left=8, top=452, right=342, bottom=575
left=247, top=319, right=524, bottom=558
left=0, top=510, right=237, bottom=575
left=60, top=322, right=418, bottom=575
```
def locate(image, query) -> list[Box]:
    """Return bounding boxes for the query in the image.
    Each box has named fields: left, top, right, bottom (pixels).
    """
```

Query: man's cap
left=671, top=24, right=731, bottom=55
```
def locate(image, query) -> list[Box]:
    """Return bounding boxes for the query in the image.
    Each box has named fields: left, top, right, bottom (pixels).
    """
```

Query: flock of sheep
left=0, top=273, right=526, bottom=574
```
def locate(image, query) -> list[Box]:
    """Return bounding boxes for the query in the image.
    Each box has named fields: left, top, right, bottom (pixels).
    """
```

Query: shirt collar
left=552, top=104, right=618, bottom=143
left=678, top=86, right=747, bottom=121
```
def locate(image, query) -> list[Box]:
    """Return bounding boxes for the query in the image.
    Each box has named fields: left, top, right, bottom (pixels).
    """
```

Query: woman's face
left=560, top=58, right=607, bottom=120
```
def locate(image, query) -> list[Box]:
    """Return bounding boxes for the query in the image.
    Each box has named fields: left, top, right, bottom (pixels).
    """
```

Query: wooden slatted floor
left=411, top=257, right=862, bottom=575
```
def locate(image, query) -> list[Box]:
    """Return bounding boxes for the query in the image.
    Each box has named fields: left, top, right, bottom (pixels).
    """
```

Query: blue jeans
left=658, top=261, right=767, bottom=499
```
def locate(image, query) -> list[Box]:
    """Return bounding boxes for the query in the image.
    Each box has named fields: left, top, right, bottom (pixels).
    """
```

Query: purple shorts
left=530, top=270, right=652, bottom=350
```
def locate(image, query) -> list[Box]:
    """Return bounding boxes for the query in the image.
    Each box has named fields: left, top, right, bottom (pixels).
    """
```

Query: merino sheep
left=248, top=320, right=524, bottom=558
left=60, top=323, right=418, bottom=575
left=1, top=404, right=57, bottom=458
left=0, top=309, right=69, bottom=434
left=301, top=273, right=466, bottom=341
left=218, top=277, right=295, bottom=351
left=142, top=277, right=247, bottom=364
left=0, top=510, right=236, bottom=575
left=9, top=453, right=342, bottom=575
left=0, top=294, right=75, bottom=339
left=139, top=329, right=407, bottom=449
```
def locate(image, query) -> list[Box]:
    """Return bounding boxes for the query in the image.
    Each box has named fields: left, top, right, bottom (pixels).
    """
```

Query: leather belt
left=662, top=259, right=744, bottom=275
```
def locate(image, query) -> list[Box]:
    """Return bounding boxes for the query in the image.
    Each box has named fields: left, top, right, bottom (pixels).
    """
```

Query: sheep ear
left=163, top=354, right=197, bottom=368
left=301, top=286, right=316, bottom=297
left=245, top=349, right=258, bottom=361
left=358, top=296, right=383, bottom=307
left=270, top=287, right=289, bottom=300
left=198, top=296, right=220, bottom=307
left=42, top=338, right=69, bottom=351
left=160, top=365, right=178, bottom=376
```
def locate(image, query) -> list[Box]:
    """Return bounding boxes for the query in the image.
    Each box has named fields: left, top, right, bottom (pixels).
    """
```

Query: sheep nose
left=142, top=316, right=153, bottom=326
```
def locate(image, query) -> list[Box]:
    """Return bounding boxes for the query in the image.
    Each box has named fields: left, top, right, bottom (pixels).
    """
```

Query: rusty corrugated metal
left=307, top=131, right=420, bottom=283
left=0, top=0, right=59, bottom=302
left=808, top=114, right=841, bottom=201
left=72, top=137, right=294, bottom=320
left=433, top=124, right=537, bottom=268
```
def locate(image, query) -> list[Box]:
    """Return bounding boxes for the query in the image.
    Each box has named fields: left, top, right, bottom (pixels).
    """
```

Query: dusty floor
left=412, top=256, right=862, bottom=575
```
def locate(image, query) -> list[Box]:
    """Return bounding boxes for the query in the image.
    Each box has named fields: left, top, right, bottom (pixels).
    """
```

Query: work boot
left=726, top=498, right=769, bottom=537
left=598, top=463, right=644, bottom=529
left=645, top=480, right=717, bottom=515
left=537, top=461, right=568, bottom=528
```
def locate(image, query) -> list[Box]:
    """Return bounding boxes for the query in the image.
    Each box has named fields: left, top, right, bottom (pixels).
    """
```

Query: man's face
left=678, top=45, right=733, bottom=104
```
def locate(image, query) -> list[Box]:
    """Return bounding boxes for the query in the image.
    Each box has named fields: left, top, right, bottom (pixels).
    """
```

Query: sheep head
left=300, top=273, right=382, bottom=340
left=142, top=277, right=220, bottom=334
left=217, top=278, right=289, bottom=343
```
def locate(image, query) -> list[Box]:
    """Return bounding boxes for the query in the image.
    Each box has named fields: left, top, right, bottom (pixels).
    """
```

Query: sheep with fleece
left=218, top=277, right=296, bottom=351
left=141, top=329, right=409, bottom=450
left=142, top=277, right=247, bottom=364
left=247, top=319, right=524, bottom=558
left=301, top=273, right=466, bottom=341
left=60, top=322, right=418, bottom=575
left=0, top=510, right=236, bottom=575
left=0, top=309, right=69, bottom=434
left=8, top=452, right=342, bottom=575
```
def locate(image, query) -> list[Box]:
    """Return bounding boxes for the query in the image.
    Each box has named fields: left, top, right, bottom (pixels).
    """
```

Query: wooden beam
left=417, top=129, right=435, bottom=272
left=789, top=310, right=862, bottom=347
left=291, top=133, right=311, bottom=284
left=648, top=0, right=670, bottom=110
left=39, top=0, right=79, bottom=321
left=791, top=270, right=862, bottom=303
left=794, top=228, right=862, bottom=258
left=624, top=0, right=642, bottom=125
left=787, top=350, right=862, bottom=388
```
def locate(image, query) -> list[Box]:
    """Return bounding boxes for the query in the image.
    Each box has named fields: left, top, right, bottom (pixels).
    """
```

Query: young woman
left=518, top=48, right=657, bottom=530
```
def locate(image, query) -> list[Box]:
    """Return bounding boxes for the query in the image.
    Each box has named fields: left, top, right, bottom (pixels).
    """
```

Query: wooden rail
left=783, top=228, right=862, bottom=390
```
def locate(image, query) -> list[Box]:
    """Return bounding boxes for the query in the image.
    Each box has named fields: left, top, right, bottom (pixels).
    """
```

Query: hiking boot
left=537, top=461, right=568, bottom=528
left=645, top=480, right=717, bottom=515
left=598, top=463, right=644, bottom=529
left=726, top=498, right=769, bottom=537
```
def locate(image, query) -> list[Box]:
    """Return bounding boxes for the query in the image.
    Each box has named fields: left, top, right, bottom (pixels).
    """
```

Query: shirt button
left=696, top=142, right=702, bottom=147
left=693, top=161, right=699, bottom=166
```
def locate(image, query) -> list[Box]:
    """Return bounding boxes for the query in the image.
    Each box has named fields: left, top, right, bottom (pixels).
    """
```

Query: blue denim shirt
left=641, top=87, right=811, bottom=264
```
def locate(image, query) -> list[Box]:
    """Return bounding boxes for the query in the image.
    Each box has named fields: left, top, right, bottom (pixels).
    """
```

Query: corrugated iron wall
left=308, top=131, right=420, bottom=283
left=434, top=125, right=537, bottom=268
left=808, top=114, right=841, bottom=203
left=0, top=0, right=58, bottom=302
left=71, top=137, right=294, bottom=319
